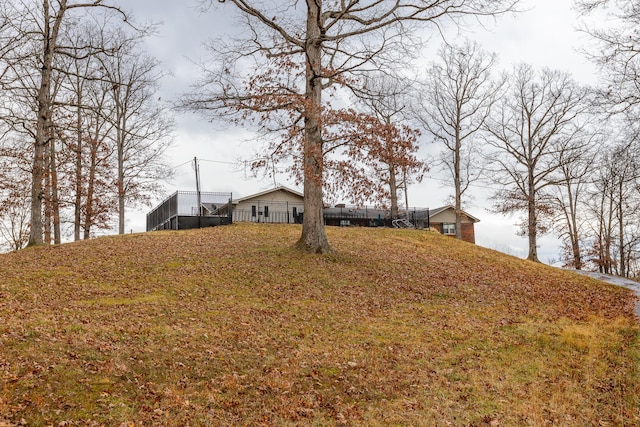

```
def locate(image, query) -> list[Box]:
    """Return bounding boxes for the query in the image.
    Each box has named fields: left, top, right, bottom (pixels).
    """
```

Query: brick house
left=428, top=205, right=480, bottom=244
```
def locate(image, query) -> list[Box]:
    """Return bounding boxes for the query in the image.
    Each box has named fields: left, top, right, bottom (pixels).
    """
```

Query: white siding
left=234, top=189, right=304, bottom=223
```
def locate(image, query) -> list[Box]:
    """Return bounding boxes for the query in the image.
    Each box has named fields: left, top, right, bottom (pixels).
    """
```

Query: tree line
left=1, top=1, right=638, bottom=278
left=417, top=1, right=640, bottom=275
left=181, top=0, right=639, bottom=275
left=0, top=0, right=172, bottom=251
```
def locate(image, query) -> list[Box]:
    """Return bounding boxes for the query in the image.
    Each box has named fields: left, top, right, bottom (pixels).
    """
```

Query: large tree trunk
left=43, top=137, right=52, bottom=244
left=28, top=0, right=64, bottom=246
left=114, top=80, right=128, bottom=235
left=569, top=223, right=582, bottom=270
left=527, top=209, right=539, bottom=261
left=84, top=141, right=98, bottom=239
left=118, top=150, right=125, bottom=235
left=454, top=126, right=462, bottom=240
left=596, top=190, right=608, bottom=273
left=74, top=94, right=83, bottom=241
left=116, top=94, right=126, bottom=235
left=617, top=184, right=626, bottom=277
left=29, top=67, right=50, bottom=246
left=296, top=0, right=331, bottom=254
left=49, top=136, right=61, bottom=244
left=527, top=174, right=539, bottom=262
left=527, top=204, right=539, bottom=261
left=29, top=138, right=45, bottom=246
left=605, top=194, right=614, bottom=274
left=568, top=187, right=582, bottom=269
left=389, top=164, right=398, bottom=219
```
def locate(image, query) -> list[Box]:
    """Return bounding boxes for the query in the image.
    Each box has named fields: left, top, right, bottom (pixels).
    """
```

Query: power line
left=170, top=158, right=238, bottom=171
left=170, top=159, right=193, bottom=170
left=198, top=158, right=238, bottom=165
left=424, top=174, right=506, bottom=192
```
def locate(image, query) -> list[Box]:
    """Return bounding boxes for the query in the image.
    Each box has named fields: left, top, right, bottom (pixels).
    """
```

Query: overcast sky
left=123, top=0, right=599, bottom=263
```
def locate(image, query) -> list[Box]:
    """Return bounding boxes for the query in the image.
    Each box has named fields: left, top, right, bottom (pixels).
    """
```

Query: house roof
left=429, top=205, right=480, bottom=223
left=233, top=186, right=304, bottom=204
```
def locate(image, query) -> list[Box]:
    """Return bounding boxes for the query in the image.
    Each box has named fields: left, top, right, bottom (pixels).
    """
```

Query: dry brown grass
left=0, top=223, right=638, bottom=426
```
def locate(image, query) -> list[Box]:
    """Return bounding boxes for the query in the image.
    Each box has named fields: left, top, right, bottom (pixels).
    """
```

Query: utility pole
left=403, top=167, right=412, bottom=226
left=194, top=157, right=201, bottom=217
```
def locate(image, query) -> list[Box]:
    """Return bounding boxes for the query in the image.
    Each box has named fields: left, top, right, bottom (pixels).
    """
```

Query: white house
left=232, top=186, right=305, bottom=224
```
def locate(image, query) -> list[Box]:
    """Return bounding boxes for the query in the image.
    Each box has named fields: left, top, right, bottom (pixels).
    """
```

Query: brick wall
left=433, top=222, right=476, bottom=244
left=461, top=223, right=475, bottom=244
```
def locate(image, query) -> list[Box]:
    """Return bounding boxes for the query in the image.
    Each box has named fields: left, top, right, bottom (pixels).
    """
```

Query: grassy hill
left=0, top=223, right=638, bottom=426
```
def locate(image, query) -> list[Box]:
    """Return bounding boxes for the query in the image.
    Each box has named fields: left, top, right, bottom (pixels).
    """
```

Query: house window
left=442, top=223, right=455, bottom=235
left=264, top=206, right=269, bottom=218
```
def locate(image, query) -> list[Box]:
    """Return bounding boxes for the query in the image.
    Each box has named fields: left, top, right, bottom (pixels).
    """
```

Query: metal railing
left=147, top=193, right=430, bottom=231
left=232, top=204, right=429, bottom=228
left=233, top=209, right=302, bottom=224
left=147, top=191, right=233, bottom=231
left=322, top=205, right=430, bottom=228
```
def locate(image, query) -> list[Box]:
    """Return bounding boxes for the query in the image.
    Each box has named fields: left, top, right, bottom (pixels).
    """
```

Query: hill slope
left=0, top=223, right=638, bottom=426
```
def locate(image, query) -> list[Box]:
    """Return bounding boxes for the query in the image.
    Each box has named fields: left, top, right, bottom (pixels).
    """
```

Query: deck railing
left=147, top=192, right=429, bottom=231
left=233, top=209, right=303, bottom=224
left=146, top=191, right=233, bottom=231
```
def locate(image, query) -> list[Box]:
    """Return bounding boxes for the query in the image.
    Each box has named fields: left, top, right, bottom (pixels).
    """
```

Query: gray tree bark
left=297, top=0, right=331, bottom=253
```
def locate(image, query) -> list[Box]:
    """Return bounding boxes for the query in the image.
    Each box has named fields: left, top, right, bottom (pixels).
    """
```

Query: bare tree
left=576, top=0, right=640, bottom=275
left=55, top=21, right=114, bottom=240
left=576, top=0, right=640, bottom=115
left=181, top=0, right=519, bottom=253
left=601, top=141, right=640, bottom=277
left=550, top=132, right=598, bottom=269
left=55, top=21, right=123, bottom=239
left=0, top=0, right=131, bottom=246
left=0, top=136, right=32, bottom=252
left=584, top=141, right=640, bottom=276
left=98, top=34, right=174, bottom=234
left=57, top=62, right=117, bottom=239
left=0, top=193, right=31, bottom=252
left=484, top=65, right=592, bottom=262
left=586, top=150, right=617, bottom=274
left=44, top=65, right=69, bottom=244
left=415, top=40, right=503, bottom=239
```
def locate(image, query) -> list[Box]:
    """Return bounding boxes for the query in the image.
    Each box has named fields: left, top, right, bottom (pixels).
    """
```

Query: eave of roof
left=429, top=205, right=481, bottom=223
left=233, top=186, right=304, bottom=204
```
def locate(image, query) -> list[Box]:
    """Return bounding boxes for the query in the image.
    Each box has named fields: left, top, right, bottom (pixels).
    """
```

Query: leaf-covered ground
left=0, top=223, right=638, bottom=426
